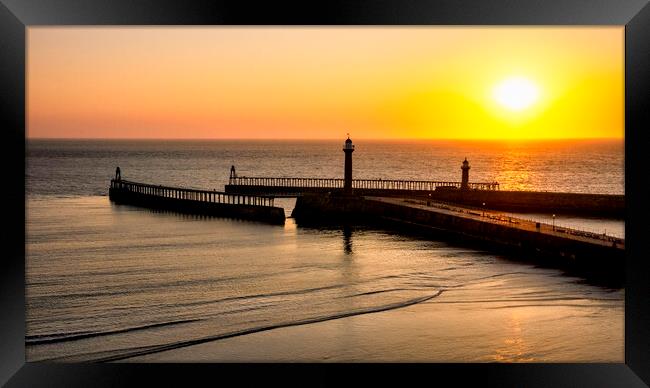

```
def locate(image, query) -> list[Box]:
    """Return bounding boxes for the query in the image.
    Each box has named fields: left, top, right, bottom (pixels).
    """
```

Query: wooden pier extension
left=109, top=178, right=285, bottom=225
left=226, top=176, right=499, bottom=194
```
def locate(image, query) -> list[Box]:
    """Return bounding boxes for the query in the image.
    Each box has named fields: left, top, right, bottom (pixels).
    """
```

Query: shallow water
left=25, top=139, right=624, bottom=362
left=26, top=196, right=623, bottom=362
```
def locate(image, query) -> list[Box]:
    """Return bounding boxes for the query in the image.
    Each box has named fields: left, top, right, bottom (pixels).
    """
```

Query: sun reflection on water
left=492, top=312, right=536, bottom=362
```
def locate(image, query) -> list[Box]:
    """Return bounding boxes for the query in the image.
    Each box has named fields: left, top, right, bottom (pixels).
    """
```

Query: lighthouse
left=343, top=135, right=354, bottom=195
left=461, top=158, right=470, bottom=190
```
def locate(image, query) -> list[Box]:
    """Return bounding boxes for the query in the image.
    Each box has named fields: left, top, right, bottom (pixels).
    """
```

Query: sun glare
left=493, top=77, right=540, bottom=111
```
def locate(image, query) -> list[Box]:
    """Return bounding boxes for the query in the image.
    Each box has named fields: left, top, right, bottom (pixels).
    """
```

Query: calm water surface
left=26, top=139, right=624, bottom=362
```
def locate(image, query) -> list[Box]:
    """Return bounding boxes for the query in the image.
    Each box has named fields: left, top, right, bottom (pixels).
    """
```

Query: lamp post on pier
left=552, top=214, right=556, bottom=231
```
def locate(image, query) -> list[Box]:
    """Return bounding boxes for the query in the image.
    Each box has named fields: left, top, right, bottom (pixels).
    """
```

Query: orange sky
left=27, top=27, right=624, bottom=140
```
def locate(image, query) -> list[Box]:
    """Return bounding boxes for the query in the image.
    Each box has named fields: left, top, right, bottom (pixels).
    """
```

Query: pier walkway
left=366, top=196, right=624, bottom=250
left=291, top=192, right=624, bottom=280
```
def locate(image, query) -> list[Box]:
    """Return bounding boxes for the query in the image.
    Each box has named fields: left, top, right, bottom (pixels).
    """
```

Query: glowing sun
left=493, top=77, right=540, bottom=111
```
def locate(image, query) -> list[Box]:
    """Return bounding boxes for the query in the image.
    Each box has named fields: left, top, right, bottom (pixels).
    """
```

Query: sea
left=25, top=139, right=625, bottom=362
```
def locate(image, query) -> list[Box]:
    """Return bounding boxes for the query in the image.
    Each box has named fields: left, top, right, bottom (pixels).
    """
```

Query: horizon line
left=26, top=137, right=624, bottom=141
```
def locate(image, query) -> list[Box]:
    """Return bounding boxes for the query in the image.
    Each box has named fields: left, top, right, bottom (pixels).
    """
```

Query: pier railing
left=229, top=176, right=499, bottom=191
left=111, top=179, right=276, bottom=207
left=402, top=198, right=625, bottom=245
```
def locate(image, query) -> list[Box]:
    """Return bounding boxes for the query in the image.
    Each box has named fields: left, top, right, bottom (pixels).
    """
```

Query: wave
left=484, top=302, right=623, bottom=309
left=347, top=288, right=414, bottom=297
left=44, top=290, right=444, bottom=362
left=435, top=296, right=622, bottom=305
left=26, top=318, right=201, bottom=345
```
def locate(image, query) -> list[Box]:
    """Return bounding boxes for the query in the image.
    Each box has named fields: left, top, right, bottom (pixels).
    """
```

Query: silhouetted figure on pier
left=115, top=167, right=121, bottom=181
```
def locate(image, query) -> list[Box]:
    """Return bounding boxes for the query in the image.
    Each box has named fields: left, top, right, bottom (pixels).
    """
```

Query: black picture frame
left=2, top=1, right=649, bottom=386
